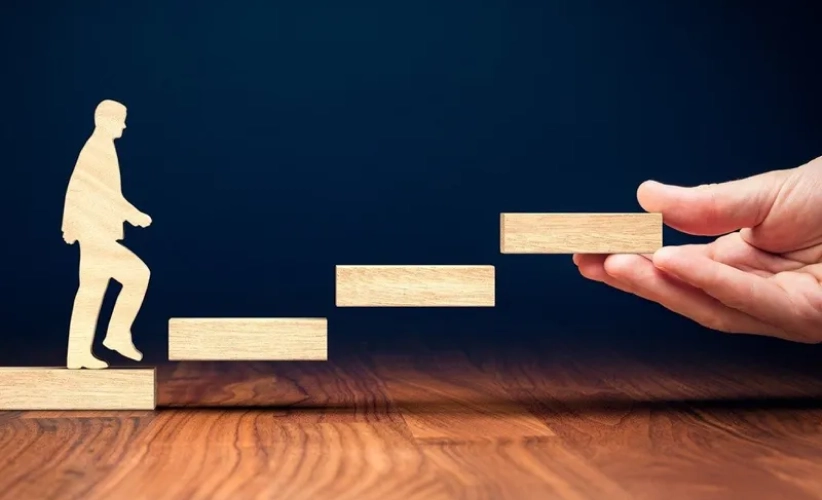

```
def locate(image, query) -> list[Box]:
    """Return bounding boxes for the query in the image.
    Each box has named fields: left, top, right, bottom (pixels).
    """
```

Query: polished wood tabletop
left=1, top=333, right=821, bottom=500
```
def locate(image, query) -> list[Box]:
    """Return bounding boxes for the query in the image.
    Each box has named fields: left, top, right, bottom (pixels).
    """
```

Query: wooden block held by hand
left=500, top=213, right=662, bottom=254
left=0, top=368, right=156, bottom=410
left=168, top=318, right=328, bottom=361
left=335, top=265, right=495, bottom=307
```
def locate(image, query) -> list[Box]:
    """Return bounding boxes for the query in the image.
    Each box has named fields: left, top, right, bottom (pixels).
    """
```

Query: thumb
left=636, top=170, right=788, bottom=236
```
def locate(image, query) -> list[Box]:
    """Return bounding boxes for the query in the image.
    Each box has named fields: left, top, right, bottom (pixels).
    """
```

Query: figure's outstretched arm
left=116, top=191, right=151, bottom=228
left=117, top=193, right=143, bottom=221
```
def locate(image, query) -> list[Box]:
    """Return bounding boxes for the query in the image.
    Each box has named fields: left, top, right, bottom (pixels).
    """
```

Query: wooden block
left=500, top=213, right=662, bottom=254
left=168, top=318, right=328, bottom=361
left=335, top=265, right=495, bottom=307
left=0, top=368, right=156, bottom=410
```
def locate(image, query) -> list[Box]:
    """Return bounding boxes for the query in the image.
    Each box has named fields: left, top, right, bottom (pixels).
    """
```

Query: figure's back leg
left=67, top=247, right=110, bottom=369
left=103, top=242, right=150, bottom=361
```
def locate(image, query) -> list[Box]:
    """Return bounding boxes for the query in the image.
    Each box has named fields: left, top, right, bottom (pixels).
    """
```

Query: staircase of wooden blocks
left=0, top=213, right=662, bottom=410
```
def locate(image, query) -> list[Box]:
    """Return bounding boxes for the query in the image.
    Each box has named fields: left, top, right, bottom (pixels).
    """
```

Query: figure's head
left=94, top=100, right=127, bottom=139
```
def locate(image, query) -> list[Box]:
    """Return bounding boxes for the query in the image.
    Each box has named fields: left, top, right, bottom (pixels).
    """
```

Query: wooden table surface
left=1, top=333, right=822, bottom=500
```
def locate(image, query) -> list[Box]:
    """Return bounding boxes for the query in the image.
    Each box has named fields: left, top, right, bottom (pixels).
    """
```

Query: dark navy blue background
left=1, top=2, right=821, bottom=366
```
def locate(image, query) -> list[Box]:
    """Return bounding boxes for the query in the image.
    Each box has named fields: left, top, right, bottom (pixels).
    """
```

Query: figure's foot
left=67, top=354, right=109, bottom=370
left=103, top=337, right=143, bottom=362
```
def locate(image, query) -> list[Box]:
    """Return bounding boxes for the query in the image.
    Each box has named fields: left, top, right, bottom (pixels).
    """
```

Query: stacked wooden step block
left=0, top=213, right=661, bottom=410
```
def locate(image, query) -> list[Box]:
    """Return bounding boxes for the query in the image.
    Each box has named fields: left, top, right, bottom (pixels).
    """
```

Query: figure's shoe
left=103, top=337, right=143, bottom=362
left=67, top=354, right=109, bottom=370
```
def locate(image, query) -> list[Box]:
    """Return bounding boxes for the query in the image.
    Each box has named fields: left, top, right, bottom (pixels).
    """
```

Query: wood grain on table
left=1, top=341, right=822, bottom=500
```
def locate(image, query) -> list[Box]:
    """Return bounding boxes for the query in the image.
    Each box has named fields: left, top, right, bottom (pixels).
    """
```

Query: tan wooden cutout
left=62, top=100, right=152, bottom=369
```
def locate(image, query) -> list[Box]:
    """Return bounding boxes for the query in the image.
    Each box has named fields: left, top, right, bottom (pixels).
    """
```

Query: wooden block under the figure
left=0, top=368, right=156, bottom=410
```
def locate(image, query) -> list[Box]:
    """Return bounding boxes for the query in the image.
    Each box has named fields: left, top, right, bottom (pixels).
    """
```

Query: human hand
left=62, top=230, right=77, bottom=245
left=574, top=155, right=822, bottom=344
left=129, top=210, right=152, bottom=228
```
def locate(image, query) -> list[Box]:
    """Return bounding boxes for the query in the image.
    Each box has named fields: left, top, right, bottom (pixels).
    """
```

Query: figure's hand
left=129, top=211, right=152, bottom=228
left=574, top=155, right=822, bottom=344
left=62, top=230, right=77, bottom=245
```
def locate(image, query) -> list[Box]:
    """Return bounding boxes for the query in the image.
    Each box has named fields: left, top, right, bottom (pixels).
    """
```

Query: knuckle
left=697, top=185, right=724, bottom=227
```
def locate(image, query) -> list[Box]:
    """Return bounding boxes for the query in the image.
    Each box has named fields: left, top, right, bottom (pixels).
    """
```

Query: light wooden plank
left=335, top=265, right=495, bottom=307
left=500, top=213, right=662, bottom=254
left=168, top=318, right=327, bottom=361
left=0, top=368, right=156, bottom=410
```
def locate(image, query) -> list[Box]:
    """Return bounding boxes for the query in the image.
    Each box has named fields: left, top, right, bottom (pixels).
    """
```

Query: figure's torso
left=63, top=135, right=126, bottom=243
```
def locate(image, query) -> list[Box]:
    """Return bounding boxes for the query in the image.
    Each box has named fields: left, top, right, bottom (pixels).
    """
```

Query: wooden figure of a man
left=62, top=99, right=152, bottom=369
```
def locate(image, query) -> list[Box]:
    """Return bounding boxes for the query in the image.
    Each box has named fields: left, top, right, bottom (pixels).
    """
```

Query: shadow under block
left=0, top=368, right=156, bottom=410
left=168, top=318, right=328, bottom=361
left=500, top=213, right=663, bottom=254
left=335, top=265, right=495, bottom=307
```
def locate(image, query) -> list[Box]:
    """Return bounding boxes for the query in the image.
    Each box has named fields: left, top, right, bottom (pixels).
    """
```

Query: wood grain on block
left=335, top=265, right=495, bottom=307
left=500, top=213, right=663, bottom=254
left=168, top=318, right=328, bottom=361
left=0, top=368, right=156, bottom=410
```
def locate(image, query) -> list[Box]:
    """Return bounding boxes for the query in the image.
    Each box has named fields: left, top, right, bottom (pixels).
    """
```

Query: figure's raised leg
left=66, top=261, right=109, bottom=369
left=103, top=242, right=150, bottom=361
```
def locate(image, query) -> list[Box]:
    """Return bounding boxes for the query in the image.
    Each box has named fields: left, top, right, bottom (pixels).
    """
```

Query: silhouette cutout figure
left=62, top=100, right=152, bottom=369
